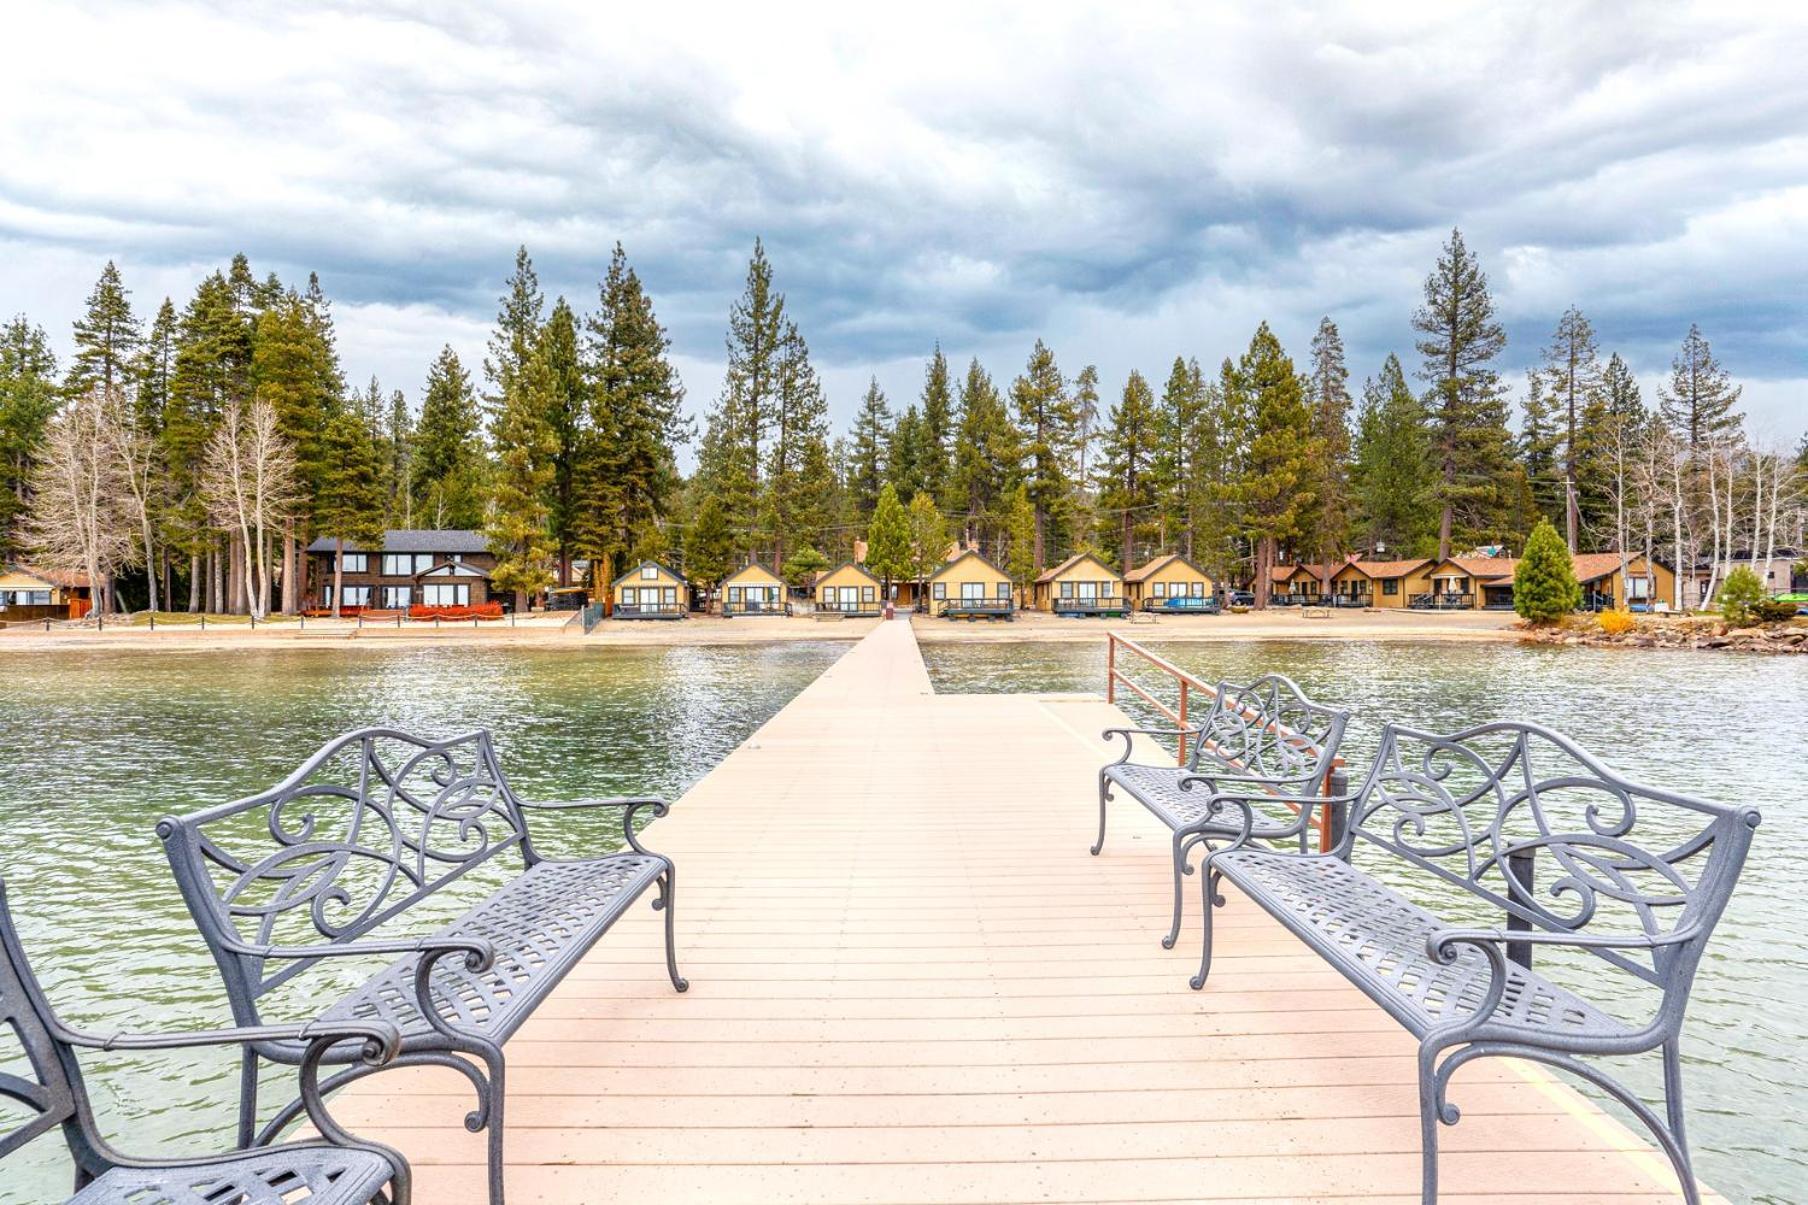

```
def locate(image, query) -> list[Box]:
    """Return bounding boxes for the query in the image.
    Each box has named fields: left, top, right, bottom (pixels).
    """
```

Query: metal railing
left=1105, top=632, right=1348, bottom=851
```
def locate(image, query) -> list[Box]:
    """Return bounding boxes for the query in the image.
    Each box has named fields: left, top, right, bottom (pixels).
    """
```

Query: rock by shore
left=1519, top=614, right=1808, bottom=654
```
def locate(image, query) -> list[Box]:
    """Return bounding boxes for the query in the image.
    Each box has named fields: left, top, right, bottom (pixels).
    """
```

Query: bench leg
left=237, top=1046, right=260, bottom=1148
left=654, top=863, right=689, bottom=993
left=1417, top=1038, right=1460, bottom=1205
left=1188, top=862, right=1224, bottom=990
left=1091, top=774, right=1111, bottom=856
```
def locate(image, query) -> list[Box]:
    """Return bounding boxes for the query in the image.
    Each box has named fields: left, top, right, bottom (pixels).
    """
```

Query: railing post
left=1506, top=851, right=1535, bottom=969
left=1176, top=679, right=1189, bottom=766
left=1106, top=635, right=1116, bottom=704
left=1323, top=765, right=1349, bottom=856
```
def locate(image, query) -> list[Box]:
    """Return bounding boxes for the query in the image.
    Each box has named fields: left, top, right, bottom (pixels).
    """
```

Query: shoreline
left=0, top=608, right=1522, bottom=653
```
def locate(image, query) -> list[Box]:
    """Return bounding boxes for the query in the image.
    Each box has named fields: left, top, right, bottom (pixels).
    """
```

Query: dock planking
left=332, top=619, right=1715, bottom=1203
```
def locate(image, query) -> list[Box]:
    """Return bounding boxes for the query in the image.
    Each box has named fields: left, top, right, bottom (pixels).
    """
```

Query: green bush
left=1513, top=519, right=1580, bottom=624
left=1719, top=567, right=1765, bottom=625
left=1750, top=598, right=1799, bottom=624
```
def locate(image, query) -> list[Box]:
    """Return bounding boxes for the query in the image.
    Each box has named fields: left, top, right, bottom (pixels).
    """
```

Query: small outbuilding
left=1124, top=553, right=1215, bottom=612
left=1572, top=553, right=1677, bottom=612
left=611, top=561, right=689, bottom=619
left=928, top=550, right=1015, bottom=619
left=0, top=564, right=92, bottom=621
left=721, top=563, right=789, bottom=617
left=815, top=562, right=883, bottom=616
left=1032, top=552, right=1125, bottom=615
left=1348, top=558, right=1434, bottom=609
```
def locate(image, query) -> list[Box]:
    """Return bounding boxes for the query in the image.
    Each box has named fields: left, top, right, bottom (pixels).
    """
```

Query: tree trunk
left=1254, top=537, right=1274, bottom=609
left=1437, top=503, right=1453, bottom=563
left=282, top=521, right=298, bottom=614
left=189, top=553, right=203, bottom=612
left=332, top=537, right=344, bottom=618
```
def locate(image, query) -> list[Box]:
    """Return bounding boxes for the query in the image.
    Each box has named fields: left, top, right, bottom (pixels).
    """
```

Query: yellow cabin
left=721, top=562, right=789, bottom=617
left=815, top=563, right=883, bottom=616
left=928, top=550, right=1014, bottom=619
left=0, top=564, right=91, bottom=620
left=1032, top=553, right=1124, bottom=615
left=1351, top=558, right=1434, bottom=608
left=1572, top=553, right=1678, bottom=613
left=610, top=561, right=689, bottom=620
left=1124, top=554, right=1214, bottom=612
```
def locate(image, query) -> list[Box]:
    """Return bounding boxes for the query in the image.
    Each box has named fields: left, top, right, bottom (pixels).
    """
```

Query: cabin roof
left=814, top=561, right=880, bottom=585
left=3, top=563, right=90, bottom=589
left=305, top=529, right=489, bottom=555
left=1346, top=557, right=1432, bottom=579
left=1570, top=552, right=1672, bottom=582
left=417, top=560, right=491, bottom=579
left=929, top=549, right=1010, bottom=581
left=1124, top=553, right=1211, bottom=584
left=611, top=559, right=688, bottom=588
left=723, top=561, right=785, bottom=583
left=1440, top=556, right=1518, bottom=582
left=1034, top=552, right=1118, bottom=584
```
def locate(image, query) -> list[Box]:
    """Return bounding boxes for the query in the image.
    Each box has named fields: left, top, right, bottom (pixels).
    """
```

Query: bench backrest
left=0, top=880, right=104, bottom=1177
left=1342, top=720, right=1759, bottom=1006
left=1190, top=673, right=1348, bottom=790
left=157, top=728, right=529, bottom=1016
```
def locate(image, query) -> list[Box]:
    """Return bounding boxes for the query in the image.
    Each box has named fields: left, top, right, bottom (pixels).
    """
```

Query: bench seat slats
left=1213, top=850, right=1625, bottom=1041
left=70, top=1147, right=395, bottom=1205
left=1104, top=764, right=1305, bottom=837
left=319, top=854, right=663, bottom=1045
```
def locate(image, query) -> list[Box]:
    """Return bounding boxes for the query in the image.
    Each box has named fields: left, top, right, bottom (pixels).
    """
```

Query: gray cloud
left=1, top=1, right=1803, bottom=441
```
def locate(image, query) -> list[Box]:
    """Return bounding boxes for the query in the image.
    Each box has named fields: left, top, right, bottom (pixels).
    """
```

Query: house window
left=340, top=553, right=368, bottom=573
left=382, top=553, right=435, bottom=576
left=326, top=586, right=371, bottom=608
left=1152, top=582, right=1167, bottom=598
left=933, top=582, right=947, bottom=600
left=1059, top=581, right=1073, bottom=598
left=997, top=582, right=1011, bottom=599
left=959, top=581, right=981, bottom=600
left=641, top=565, right=657, bottom=579
left=381, top=586, right=412, bottom=608
left=728, top=587, right=742, bottom=603
left=622, top=587, right=638, bottom=605
left=662, top=587, right=677, bottom=604
left=1627, top=577, right=1651, bottom=600
left=1382, top=579, right=1398, bottom=596
left=1190, top=581, right=1205, bottom=596
left=0, top=589, right=53, bottom=606
left=862, top=586, right=875, bottom=602
left=422, top=583, right=469, bottom=607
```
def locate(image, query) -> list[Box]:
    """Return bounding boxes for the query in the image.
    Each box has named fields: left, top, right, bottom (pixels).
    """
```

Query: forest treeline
left=2, top=229, right=1803, bottom=615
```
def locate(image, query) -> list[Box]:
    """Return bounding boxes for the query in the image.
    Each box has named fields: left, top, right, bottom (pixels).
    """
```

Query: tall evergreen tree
left=486, top=323, right=560, bottom=611
left=917, top=346, right=953, bottom=503
left=1150, top=356, right=1209, bottom=559
left=1602, top=353, right=1646, bottom=431
left=1658, top=323, right=1742, bottom=452
left=410, top=346, right=485, bottom=528
left=1303, top=317, right=1354, bottom=589
left=313, top=408, right=386, bottom=616
left=136, top=299, right=177, bottom=435
left=1537, top=306, right=1607, bottom=548
left=386, top=388, right=413, bottom=525
left=483, top=246, right=544, bottom=424
left=889, top=405, right=926, bottom=501
left=684, top=493, right=734, bottom=587
left=865, top=482, right=911, bottom=591
left=905, top=491, right=949, bottom=592
left=762, top=321, right=830, bottom=568
left=0, top=316, right=59, bottom=557
left=67, top=261, right=141, bottom=399
left=1009, top=339, right=1075, bottom=571
left=1096, top=369, right=1158, bottom=569
left=1412, top=228, right=1512, bottom=559
left=945, top=358, right=1017, bottom=551
left=1518, top=370, right=1564, bottom=527
left=700, top=240, right=785, bottom=560
left=849, top=377, right=893, bottom=515
left=1231, top=324, right=1319, bottom=606
left=1351, top=354, right=1436, bottom=557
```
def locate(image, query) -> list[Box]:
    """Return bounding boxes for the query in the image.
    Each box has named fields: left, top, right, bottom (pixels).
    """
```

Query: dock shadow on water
left=924, top=636, right=1808, bottom=1205
left=0, top=641, right=847, bottom=1201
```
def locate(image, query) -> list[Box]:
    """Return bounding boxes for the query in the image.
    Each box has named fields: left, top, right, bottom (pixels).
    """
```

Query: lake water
left=0, top=642, right=847, bottom=1202
left=923, top=638, right=1808, bottom=1205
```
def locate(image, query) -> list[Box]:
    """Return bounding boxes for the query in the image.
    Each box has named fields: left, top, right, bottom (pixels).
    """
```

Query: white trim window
left=421, top=583, right=470, bottom=607
left=381, top=586, right=412, bottom=608
left=641, top=565, right=658, bottom=579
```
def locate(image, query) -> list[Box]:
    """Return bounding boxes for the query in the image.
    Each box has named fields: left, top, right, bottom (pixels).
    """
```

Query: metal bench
left=1095, top=673, right=1349, bottom=951
left=158, top=728, right=687, bottom=1205
left=1188, top=720, right=1759, bottom=1204
left=0, top=878, right=410, bottom=1204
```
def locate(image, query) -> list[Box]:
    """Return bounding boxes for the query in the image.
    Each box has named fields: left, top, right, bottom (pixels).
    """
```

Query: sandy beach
left=0, top=606, right=1520, bottom=653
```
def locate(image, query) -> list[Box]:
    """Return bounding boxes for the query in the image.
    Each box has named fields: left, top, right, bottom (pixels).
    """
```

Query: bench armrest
left=59, top=1017, right=402, bottom=1064
left=214, top=933, right=496, bottom=972
left=1101, top=727, right=1200, bottom=765
left=1428, top=925, right=1699, bottom=960
left=517, top=795, right=670, bottom=855
left=1182, top=783, right=1363, bottom=848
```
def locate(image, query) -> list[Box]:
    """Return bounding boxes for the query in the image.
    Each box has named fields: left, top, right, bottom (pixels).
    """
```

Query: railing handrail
left=1105, top=632, right=1346, bottom=851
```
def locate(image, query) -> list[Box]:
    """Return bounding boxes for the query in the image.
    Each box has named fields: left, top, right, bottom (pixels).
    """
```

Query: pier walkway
left=336, top=619, right=1710, bottom=1202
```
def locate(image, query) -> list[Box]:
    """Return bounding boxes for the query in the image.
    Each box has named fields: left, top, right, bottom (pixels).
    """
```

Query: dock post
left=1324, top=767, right=1349, bottom=856
left=1506, top=851, right=1535, bottom=969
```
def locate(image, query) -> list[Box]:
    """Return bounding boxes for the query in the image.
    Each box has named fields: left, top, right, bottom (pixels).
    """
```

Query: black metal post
left=1506, top=850, right=1535, bottom=969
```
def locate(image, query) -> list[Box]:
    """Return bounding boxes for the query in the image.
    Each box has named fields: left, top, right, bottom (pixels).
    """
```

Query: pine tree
left=1350, top=354, right=1435, bottom=557
left=1513, top=517, right=1580, bottom=623
left=411, top=346, right=485, bottom=528
left=762, top=321, right=830, bottom=568
left=1231, top=323, right=1319, bottom=606
left=945, top=358, right=1018, bottom=551
left=136, top=299, right=177, bottom=435
left=1303, top=317, right=1353, bottom=588
left=684, top=493, right=734, bottom=586
left=1003, top=483, right=1036, bottom=591
left=1150, top=357, right=1209, bottom=559
left=849, top=377, right=893, bottom=515
left=386, top=388, right=413, bottom=525
left=889, top=405, right=926, bottom=501
left=700, top=240, right=785, bottom=560
left=485, top=323, right=560, bottom=611
left=1412, top=228, right=1512, bottom=559
left=1602, top=353, right=1646, bottom=431
left=917, top=346, right=953, bottom=503
left=313, top=408, right=386, bottom=616
left=1537, top=306, right=1606, bottom=548
left=1518, top=370, right=1564, bottom=527
left=1096, top=369, right=1158, bottom=569
left=865, top=482, right=911, bottom=590
left=1009, top=339, right=1075, bottom=571
left=517, top=299, right=582, bottom=576
left=67, top=261, right=142, bottom=399
left=0, top=316, right=59, bottom=558
left=1658, top=324, right=1742, bottom=452
left=906, top=491, right=949, bottom=589
left=483, top=246, right=544, bottom=424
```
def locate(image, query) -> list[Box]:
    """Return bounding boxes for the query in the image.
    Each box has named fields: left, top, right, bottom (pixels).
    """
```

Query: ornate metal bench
left=0, top=878, right=410, bottom=1204
left=1189, top=720, right=1759, bottom=1204
left=1095, top=673, right=1349, bottom=950
left=158, top=728, right=687, bottom=1205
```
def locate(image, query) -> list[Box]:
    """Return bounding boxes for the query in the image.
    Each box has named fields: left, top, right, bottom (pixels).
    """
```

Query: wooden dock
left=335, top=620, right=1708, bottom=1202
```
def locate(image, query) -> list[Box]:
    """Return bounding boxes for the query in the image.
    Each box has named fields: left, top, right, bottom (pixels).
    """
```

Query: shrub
left=1597, top=609, right=1636, bottom=636
left=1719, top=567, right=1765, bottom=625
left=1513, top=520, right=1580, bottom=624
left=1751, top=598, right=1799, bottom=624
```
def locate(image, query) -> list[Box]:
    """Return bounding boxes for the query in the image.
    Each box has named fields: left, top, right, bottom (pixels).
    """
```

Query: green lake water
left=923, top=638, right=1808, bottom=1204
left=0, top=642, right=847, bottom=1202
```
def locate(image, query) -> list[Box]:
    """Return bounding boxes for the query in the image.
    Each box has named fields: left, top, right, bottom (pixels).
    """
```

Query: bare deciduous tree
left=18, top=386, right=136, bottom=616
left=202, top=395, right=301, bottom=620
left=100, top=386, right=163, bottom=612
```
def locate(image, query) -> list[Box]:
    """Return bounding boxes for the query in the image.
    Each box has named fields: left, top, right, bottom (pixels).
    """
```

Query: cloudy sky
left=3, top=2, right=1804, bottom=450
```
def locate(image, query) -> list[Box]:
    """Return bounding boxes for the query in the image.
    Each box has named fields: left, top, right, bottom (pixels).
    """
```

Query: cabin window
left=933, top=582, right=947, bottom=599
left=1152, top=582, right=1167, bottom=598
left=1190, top=581, right=1205, bottom=596
left=326, top=586, right=372, bottom=608
left=997, top=582, right=1011, bottom=599
left=1628, top=576, right=1651, bottom=600
left=960, top=582, right=983, bottom=600
left=1382, top=579, right=1398, bottom=596
left=422, top=584, right=469, bottom=607
left=340, top=553, right=368, bottom=573
left=641, top=565, right=657, bottom=579
left=862, top=586, right=875, bottom=602
left=381, top=586, right=412, bottom=608
left=382, top=553, right=434, bottom=576
left=0, top=589, right=52, bottom=606
left=622, top=587, right=638, bottom=605
left=727, top=587, right=741, bottom=603
left=1059, top=581, right=1073, bottom=598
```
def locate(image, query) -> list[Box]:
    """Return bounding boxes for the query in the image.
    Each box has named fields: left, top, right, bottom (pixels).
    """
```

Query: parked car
left=1223, top=590, right=1255, bottom=608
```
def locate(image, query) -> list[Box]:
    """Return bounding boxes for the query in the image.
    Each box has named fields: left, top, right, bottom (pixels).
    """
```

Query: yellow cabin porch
left=1352, top=558, right=1434, bottom=608
left=1032, top=553, right=1124, bottom=615
left=1123, top=554, right=1214, bottom=612
left=610, top=561, right=689, bottom=619
left=927, top=550, right=1014, bottom=618
left=815, top=563, right=882, bottom=616
left=721, top=563, right=789, bottom=617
